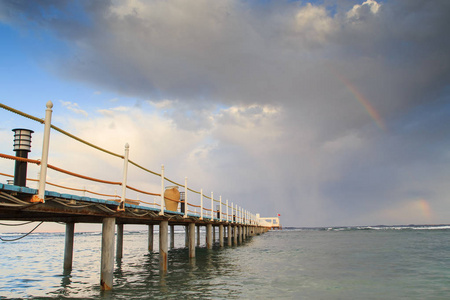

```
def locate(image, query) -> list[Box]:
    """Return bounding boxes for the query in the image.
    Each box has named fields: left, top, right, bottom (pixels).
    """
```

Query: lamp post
left=12, top=128, right=34, bottom=187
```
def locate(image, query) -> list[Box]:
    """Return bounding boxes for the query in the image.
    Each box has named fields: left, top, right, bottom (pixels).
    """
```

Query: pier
left=0, top=102, right=280, bottom=291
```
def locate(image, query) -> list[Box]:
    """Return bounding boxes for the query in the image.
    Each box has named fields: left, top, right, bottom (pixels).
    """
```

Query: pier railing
left=0, top=102, right=260, bottom=226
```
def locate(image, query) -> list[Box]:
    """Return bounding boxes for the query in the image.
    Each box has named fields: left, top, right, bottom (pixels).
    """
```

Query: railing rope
left=0, top=103, right=44, bottom=124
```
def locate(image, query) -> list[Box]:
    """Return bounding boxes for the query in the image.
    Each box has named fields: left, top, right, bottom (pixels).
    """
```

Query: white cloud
left=60, top=101, right=88, bottom=117
left=294, top=3, right=335, bottom=45
left=148, top=99, right=176, bottom=110
left=347, top=0, right=381, bottom=21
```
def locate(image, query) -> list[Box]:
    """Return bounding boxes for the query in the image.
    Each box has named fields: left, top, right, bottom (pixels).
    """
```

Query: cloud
left=1, top=0, right=450, bottom=227
left=60, top=100, right=88, bottom=117
left=346, top=0, right=381, bottom=21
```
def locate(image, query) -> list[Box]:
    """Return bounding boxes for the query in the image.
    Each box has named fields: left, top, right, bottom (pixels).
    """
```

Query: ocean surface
left=1, top=225, right=450, bottom=299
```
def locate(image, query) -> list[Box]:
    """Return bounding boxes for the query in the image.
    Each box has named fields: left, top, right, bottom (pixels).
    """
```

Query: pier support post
left=213, top=225, right=216, bottom=242
left=197, top=225, right=200, bottom=246
left=63, top=222, right=75, bottom=270
left=227, top=224, right=232, bottom=246
left=159, top=220, right=169, bottom=272
left=219, top=224, right=224, bottom=247
left=116, top=224, right=124, bottom=260
left=206, top=223, right=213, bottom=249
left=170, top=225, right=175, bottom=249
left=148, top=224, right=154, bottom=252
left=233, top=226, right=238, bottom=245
left=100, top=217, right=115, bottom=291
left=189, top=223, right=195, bottom=258
left=185, top=225, right=189, bottom=247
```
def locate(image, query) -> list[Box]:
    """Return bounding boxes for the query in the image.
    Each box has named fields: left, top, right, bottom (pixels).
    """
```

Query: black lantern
left=12, top=128, right=34, bottom=187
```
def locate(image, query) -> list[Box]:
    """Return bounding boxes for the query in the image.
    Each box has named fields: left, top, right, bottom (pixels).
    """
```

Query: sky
left=0, top=0, right=449, bottom=232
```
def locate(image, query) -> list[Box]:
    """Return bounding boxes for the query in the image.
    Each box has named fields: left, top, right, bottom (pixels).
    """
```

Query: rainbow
left=417, top=199, right=433, bottom=220
left=331, top=68, right=386, bottom=131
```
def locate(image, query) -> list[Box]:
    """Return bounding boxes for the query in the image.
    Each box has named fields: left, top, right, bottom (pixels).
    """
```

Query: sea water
left=1, top=226, right=450, bottom=299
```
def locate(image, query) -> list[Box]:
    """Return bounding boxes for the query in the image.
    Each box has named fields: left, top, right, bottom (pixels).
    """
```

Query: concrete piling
left=189, top=222, right=195, bottom=258
left=238, top=226, right=242, bottom=244
left=197, top=225, right=200, bottom=246
left=219, top=224, right=224, bottom=247
left=170, top=225, right=175, bottom=249
left=159, top=220, right=169, bottom=272
left=206, top=223, right=213, bottom=249
left=100, top=218, right=115, bottom=291
left=116, top=224, right=123, bottom=260
left=63, top=222, right=75, bottom=270
left=228, top=224, right=232, bottom=246
left=148, top=224, right=154, bottom=252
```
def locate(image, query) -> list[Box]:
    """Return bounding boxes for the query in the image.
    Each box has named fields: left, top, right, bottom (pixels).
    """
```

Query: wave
left=284, top=225, right=450, bottom=232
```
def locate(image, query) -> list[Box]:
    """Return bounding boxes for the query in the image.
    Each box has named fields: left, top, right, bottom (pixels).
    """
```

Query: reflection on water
left=106, top=240, right=245, bottom=299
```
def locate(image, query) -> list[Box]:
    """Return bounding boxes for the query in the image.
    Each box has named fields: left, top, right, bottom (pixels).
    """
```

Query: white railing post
left=219, top=196, right=222, bottom=222
left=211, top=192, right=214, bottom=220
left=159, top=165, right=165, bottom=216
left=200, top=188, right=203, bottom=220
left=184, top=177, right=188, bottom=218
left=118, top=143, right=129, bottom=211
left=34, top=101, right=53, bottom=203
left=235, top=204, right=238, bottom=223
left=231, top=202, right=233, bottom=223
left=226, top=199, right=229, bottom=222
left=239, top=207, right=241, bottom=224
